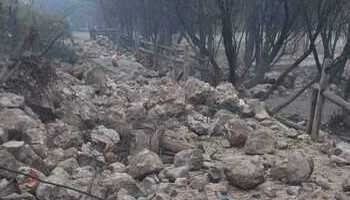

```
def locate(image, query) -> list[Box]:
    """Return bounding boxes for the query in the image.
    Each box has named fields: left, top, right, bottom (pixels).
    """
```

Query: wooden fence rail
left=306, top=58, right=350, bottom=141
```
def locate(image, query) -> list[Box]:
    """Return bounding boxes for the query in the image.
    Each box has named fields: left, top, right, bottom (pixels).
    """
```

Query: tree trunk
left=217, top=0, right=237, bottom=86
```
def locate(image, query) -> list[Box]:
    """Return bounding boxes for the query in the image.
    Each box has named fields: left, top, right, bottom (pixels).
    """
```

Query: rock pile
left=0, top=40, right=349, bottom=200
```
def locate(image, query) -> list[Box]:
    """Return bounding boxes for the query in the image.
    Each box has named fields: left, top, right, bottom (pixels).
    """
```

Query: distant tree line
left=97, top=0, right=350, bottom=93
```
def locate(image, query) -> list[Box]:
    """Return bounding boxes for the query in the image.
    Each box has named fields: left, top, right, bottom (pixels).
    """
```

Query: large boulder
left=0, top=108, right=48, bottom=157
left=211, top=110, right=236, bottom=136
left=246, top=99, right=270, bottom=121
left=184, top=78, right=216, bottom=105
left=57, top=158, right=80, bottom=175
left=77, top=142, right=106, bottom=167
left=100, top=172, right=142, bottom=197
left=244, top=129, right=275, bottom=155
left=187, top=111, right=214, bottom=136
left=35, top=168, right=78, bottom=200
left=223, top=156, right=265, bottom=190
left=90, top=125, right=120, bottom=151
left=54, top=83, right=98, bottom=129
left=46, top=121, right=83, bottom=149
left=224, top=119, right=251, bottom=147
left=270, top=151, right=314, bottom=185
left=214, top=83, right=240, bottom=112
left=127, top=149, right=163, bottom=179
left=160, top=127, right=196, bottom=154
left=8, top=144, right=48, bottom=174
left=143, top=79, right=186, bottom=120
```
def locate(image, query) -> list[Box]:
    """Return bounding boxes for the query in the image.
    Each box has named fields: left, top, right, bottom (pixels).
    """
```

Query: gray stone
left=0, top=128, right=8, bottom=144
left=114, top=59, right=158, bottom=81
left=244, top=129, right=275, bottom=155
left=11, top=144, right=48, bottom=174
left=142, top=175, right=159, bottom=195
left=0, top=179, right=17, bottom=197
left=212, top=110, right=236, bottom=136
left=315, top=176, right=331, bottom=190
left=153, top=193, right=171, bottom=200
left=286, top=186, right=301, bottom=196
left=276, top=140, right=288, bottom=150
left=1, top=193, right=36, bottom=200
left=46, top=121, right=83, bottom=149
left=117, top=188, right=137, bottom=200
left=185, top=78, right=216, bottom=105
left=174, top=149, right=203, bottom=170
left=163, top=166, right=189, bottom=182
left=246, top=99, right=270, bottom=121
left=342, top=176, right=350, bottom=192
left=0, top=149, right=22, bottom=179
left=208, top=166, right=223, bottom=183
left=270, top=151, right=313, bottom=185
left=100, top=172, right=142, bottom=196
left=205, top=183, right=228, bottom=200
left=35, top=168, right=79, bottom=200
left=44, top=148, right=65, bottom=169
left=187, top=111, right=213, bottom=136
left=108, top=162, right=126, bottom=173
left=0, top=93, right=25, bottom=108
left=224, top=119, right=250, bottom=147
left=189, top=172, right=209, bottom=191
left=77, top=142, right=106, bottom=167
left=0, top=108, right=47, bottom=157
left=330, top=155, right=350, bottom=166
left=57, top=158, right=80, bottom=175
left=223, top=156, right=265, bottom=190
left=259, top=182, right=278, bottom=198
left=335, top=192, right=349, bottom=200
left=2, top=141, right=24, bottom=151
left=127, top=149, right=163, bottom=179
left=90, top=125, right=120, bottom=150
left=248, top=84, right=272, bottom=99
left=85, top=67, right=107, bottom=91
left=240, top=104, right=255, bottom=118
left=215, top=83, right=240, bottom=112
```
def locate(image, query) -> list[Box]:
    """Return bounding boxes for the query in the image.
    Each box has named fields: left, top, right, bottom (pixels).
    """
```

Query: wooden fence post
left=306, top=86, right=318, bottom=135
left=310, top=59, right=332, bottom=141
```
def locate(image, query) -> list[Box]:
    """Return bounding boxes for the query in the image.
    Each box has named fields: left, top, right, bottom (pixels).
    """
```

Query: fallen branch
left=323, top=90, right=350, bottom=112
left=0, top=165, right=105, bottom=200
left=274, top=115, right=306, bottom=131
left=262, top=47, right=313, bottom=100
left=270, top=78, right=318, bottom=115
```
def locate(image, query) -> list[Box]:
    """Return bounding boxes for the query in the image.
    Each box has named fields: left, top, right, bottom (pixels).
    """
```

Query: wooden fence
left=306, top=58, right=350, bottom=141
